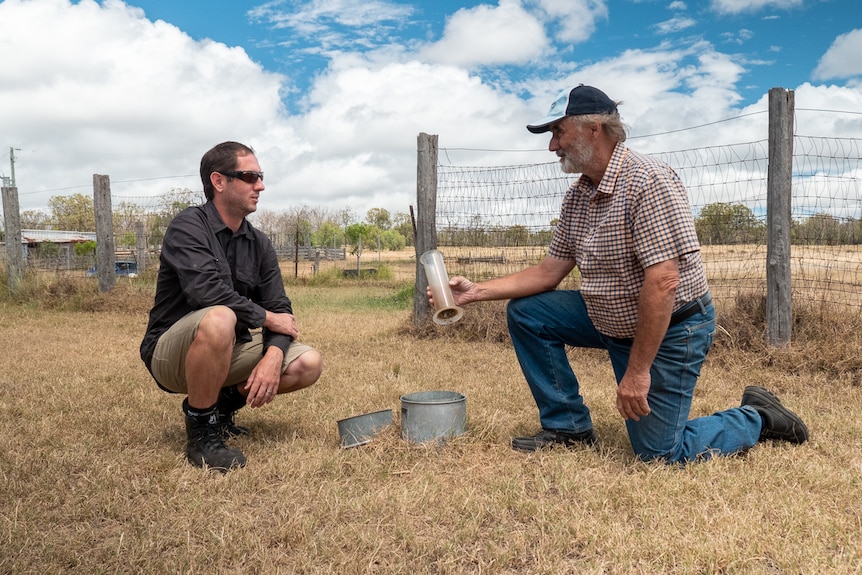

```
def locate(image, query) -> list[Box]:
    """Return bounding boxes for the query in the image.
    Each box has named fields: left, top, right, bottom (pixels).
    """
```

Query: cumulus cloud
left=283, top=56, right=543, bottom=211
left=813, top=29, right=862, bottom=81
left=0, top=0, right=295, bottom=209
left=418, top=0, right=548, bottom=67
left=531, top=0, right=609, bottom=44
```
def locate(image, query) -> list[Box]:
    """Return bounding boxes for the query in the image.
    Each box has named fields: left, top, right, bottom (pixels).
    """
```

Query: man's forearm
left=627, top=260, right=680, bottom=374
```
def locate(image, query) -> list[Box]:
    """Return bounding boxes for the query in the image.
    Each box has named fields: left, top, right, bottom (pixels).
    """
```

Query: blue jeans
left=506, top=290, right=762, bottom=463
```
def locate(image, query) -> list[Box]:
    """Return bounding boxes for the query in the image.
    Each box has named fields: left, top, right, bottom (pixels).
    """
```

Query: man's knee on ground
left=632, top=440, right=689, bottom=465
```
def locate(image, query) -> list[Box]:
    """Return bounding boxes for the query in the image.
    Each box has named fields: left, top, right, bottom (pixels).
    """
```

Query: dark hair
left=200, top=141, right=256, bottom=200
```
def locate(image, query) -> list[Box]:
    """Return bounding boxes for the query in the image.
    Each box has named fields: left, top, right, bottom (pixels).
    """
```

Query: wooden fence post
left=93, top=174, right=116, bottom=293
left=413, top=132, right=438, bottom=326
left=2, top=185, right=24, bottom=294
left=135, top=220, right=146, bottom=273
left=766, top=87, right=794, bottom=346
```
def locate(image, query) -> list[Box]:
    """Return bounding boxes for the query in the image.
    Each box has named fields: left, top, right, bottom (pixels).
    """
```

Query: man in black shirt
left=141, top=141, right=322, bottom=472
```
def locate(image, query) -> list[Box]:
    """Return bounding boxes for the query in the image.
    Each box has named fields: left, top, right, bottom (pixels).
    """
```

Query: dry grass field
left=2, top=266, right=862, bottom=574
left=320, top=245, right=862, bottom=309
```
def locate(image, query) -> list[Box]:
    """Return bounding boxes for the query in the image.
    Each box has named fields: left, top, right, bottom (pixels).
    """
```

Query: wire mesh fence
left=435, top=134, right=862, bottom=310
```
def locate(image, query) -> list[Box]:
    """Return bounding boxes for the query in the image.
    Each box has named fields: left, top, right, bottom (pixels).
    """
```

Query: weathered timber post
left=766, top=87, right=794, bottom=347
left=413, top=132, right=438, bottom=326
left=135, top=220, right=146, bottom=273
left=93, top=174, right=116, bottom=292
left=2, top=185, right=24, bottom=294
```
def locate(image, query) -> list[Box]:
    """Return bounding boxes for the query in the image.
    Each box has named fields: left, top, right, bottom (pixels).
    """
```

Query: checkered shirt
left=548, top=143, right=709, bottom=338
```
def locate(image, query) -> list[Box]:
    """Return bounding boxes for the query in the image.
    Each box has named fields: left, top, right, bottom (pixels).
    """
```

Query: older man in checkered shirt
left=438, top=85, right=808, bottom=463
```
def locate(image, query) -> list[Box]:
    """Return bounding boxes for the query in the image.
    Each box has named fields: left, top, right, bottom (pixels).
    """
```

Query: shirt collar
left=594, top=142, right=628, bottom=196
left=202, top=200, right=254, bottom=239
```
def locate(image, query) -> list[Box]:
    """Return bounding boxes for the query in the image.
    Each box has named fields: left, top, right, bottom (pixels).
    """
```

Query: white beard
left=559, top=141, right=593, bottom=174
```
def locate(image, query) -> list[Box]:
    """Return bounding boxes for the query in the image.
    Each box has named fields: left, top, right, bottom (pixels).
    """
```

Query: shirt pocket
left=234, top=264, right=260, bottom=296
left=584, top=217, right=636, bottom=280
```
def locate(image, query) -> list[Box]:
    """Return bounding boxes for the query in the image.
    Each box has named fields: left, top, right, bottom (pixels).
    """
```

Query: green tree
left=75, top=240, right=96, bottom=258
left=392, top=211, right=414, bottom=246
left=695, top=202, right=764, bottom=245
left=313, top=221, right=344, bottom=248
left=366, top=208, right=391, bottom=230
left=20, top=209, right=51, bottom=229
left=793, top=213, right=840, bottom=245
left=119, top=231, right=136, bottom=249
left=49, top=193, right=95, bottom=231
left=380, top=229, right=406, bottom=251
left=345, top=223, right=380, bottom=256
left=504, top=224, right=530, bottom=246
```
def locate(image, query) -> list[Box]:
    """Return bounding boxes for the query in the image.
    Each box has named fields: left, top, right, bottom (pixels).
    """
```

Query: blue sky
left=0, top=0, right=860, bottom=219
left=126, top=0, right=860, bottom=109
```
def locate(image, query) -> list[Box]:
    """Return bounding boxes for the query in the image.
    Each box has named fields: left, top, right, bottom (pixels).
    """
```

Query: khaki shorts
left=150, top=307, right=316, bottom=394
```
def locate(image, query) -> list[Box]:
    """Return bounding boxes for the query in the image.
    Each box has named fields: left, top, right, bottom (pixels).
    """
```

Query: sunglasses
left=218, top=170, right=264, bottom=184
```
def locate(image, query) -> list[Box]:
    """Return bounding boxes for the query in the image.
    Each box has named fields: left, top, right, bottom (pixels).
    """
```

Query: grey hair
left=569, top=103, right=628, bottom=143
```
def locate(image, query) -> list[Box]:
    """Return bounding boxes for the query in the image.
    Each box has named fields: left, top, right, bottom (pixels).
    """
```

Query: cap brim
left=526, top=114, right=564, bottom=134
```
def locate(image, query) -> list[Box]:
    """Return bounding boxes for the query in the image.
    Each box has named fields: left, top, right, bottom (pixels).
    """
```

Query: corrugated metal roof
left=19, top=229, right=97, bottom=243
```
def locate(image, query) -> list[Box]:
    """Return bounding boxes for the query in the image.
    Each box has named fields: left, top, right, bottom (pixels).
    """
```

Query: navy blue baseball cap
left=527, top=84, right=618, bottom=134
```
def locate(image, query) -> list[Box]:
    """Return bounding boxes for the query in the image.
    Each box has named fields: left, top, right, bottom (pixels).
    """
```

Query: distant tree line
left=694, top=202, right=862, bottom=246
left=10, top=196, right=862, bottom=250
left=14, top=190, right=416, bottom=254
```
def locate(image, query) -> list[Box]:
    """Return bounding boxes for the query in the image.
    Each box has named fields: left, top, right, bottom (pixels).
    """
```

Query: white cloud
left=536, top=41, right=751, bottom=152
left=0, top=0, right=298, bottom=208
left=0, top=0, right=859, bottom=223
left=721, top=28, right=754, bottom=45
left=285, top=58, right=543, bottom=212
left=793, top=83, right=862, bottom=134
left=813, top=29, right=862, bottom=81
left=531, top=0, right=609, bottom=43
left=710, top=0, right=803, bottom=15
left=247, top=0, right=415, bottom=63
left=250, top=0, right=413, bottom=34
left=419, top=0, right=548, bottom=67
left=655, top=17, right=697, bottom=34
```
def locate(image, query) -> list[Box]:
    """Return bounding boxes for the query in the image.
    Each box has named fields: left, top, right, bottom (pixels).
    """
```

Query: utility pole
left=9, top=147, right=21, bottom=188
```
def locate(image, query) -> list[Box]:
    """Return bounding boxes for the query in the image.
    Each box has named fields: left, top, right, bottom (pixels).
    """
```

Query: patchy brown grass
left=711, top=292, right=862, bottom=385
left=1, top=274, right=862, bottom=573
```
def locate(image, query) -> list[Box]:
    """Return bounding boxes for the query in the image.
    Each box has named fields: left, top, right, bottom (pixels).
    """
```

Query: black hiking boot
left=511, top=428, right=598, bottom=452
left=741, top=386, right=809, bottom=444
left=217, top=410, right=250, bottom=439
left=217, top=385, right=250, bottom=439
left=183, top=399, right=246, bottom=472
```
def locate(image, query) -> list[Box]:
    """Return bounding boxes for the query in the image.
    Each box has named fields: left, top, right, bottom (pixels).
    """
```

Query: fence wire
left=436, top=135, right=862, bottom=309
